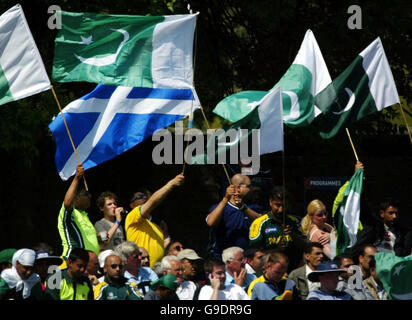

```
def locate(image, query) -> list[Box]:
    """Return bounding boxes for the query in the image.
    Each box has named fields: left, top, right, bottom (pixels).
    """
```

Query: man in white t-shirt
left=198, top=257, right=250, bottom=300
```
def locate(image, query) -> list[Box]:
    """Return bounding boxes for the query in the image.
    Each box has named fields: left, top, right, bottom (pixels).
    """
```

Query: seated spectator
left=161, top=255, right=196, bottom=300
left=114, top=241, right=157, bottom=296
left=94, top=253, right=143, bottom=300
left=198, top=258, right=250, bottom=300
left=97, top=250, right=114, bottom=281
left=94, top=191, right=125, bottom=251
left=177, top=249, right=205, bottom=287
left=44, top=248, right=93, bottom=300
left=144, top=273, right=179, bottom=300
left=222, top=247, right=256, bottom=291
left=363, top=256, right=388, bottom=300
left=0, top=249, right=43, bottom=300
left=244, top=247, right=265, bottom=277
left=250, top=251, right=299, bottom=300
left=301, top=199, right=334, bottom=259
left=165, top=240, right=184, bottom=256
left=85, top=250, right=100, bottom=286
left=0, top=248, right=17, bottom=273
left=357, top=244, right=377, bottom=279
left=334, top=254, right=375, bottom=300
left=307, top=261, right=352, bottom=300
left=139, top=247, right=150, bottom=268
left=33, top=250, right=62, bottom=293
left=288, top=242, right=323, bottom=300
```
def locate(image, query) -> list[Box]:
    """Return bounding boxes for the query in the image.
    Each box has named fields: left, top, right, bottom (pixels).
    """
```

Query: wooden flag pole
left=51, top=86, right=89, bottom=191
left=399, top=103, right=412, bottom=145
left=345, top=128, right=360, bottom=162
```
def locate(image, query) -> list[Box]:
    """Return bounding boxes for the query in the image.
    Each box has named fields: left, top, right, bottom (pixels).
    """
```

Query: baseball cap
left=177, top=249, right=203, bottom=261
left=35, top=250, right=63, bottom=266
left=307, top=261, right=346, bottom=282
left=150, top=273, right=179, bottom=291
left=0, top=248, right=17, bottom=265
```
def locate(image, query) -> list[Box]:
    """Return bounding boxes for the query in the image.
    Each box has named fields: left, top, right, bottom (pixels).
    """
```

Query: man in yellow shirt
left=125, top=174, right=184, bottom=268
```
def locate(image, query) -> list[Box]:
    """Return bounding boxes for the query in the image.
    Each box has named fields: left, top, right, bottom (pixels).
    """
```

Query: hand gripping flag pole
left=51, top=86, right=89, bottom=191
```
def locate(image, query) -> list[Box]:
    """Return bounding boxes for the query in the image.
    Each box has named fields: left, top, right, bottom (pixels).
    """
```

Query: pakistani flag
left=52, top=11, right=197, bottom=88
left=0, top=4, right=51, bottom=106
left=375, top=253, right=412, bottom=300
left=213, top=29, right=331, bottom=127
left=333, top=168, right=363, bottom=255
left=191, top=87, right=283, bottom=167
left=315, top=37, right=400, bottom=139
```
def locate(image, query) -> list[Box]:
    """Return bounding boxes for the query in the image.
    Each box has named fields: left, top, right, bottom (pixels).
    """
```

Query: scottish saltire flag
left=333, top=168, right=364, bottom=255
left=49, top=85, right=200, bottom=180
left=315, top=37, right=400, bottom=138
left=0, top=4, right=51, bottom=106
left=213, top=29, right=331, bottom=127
left=375, top=253, right=412, bottom=300
left=52, top=11, right=197, bottom=88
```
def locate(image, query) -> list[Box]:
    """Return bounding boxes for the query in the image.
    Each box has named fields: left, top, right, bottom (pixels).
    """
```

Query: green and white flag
left=52, top=11, right=198, bottom=88
left=0, top=4, right=51, bottom=106
left=191, top=87, right=283, bottom=166
left=213, top=29, right=331, bottom=127
left=375, top=253, right=412, bottom=300
left=333, top=168, right=364, bottom=255
left=315, top=37, right=400, bottom=139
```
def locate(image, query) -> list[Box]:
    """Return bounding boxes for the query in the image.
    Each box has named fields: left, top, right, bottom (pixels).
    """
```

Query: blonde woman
left=301, top=200, right=334, bottom=259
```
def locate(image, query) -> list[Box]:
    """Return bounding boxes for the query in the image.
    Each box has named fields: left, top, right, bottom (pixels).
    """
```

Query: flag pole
left=398, top=103, right=412, bottom=145
left=51, top=85, right=89, bottom=191
left=345, top=128, right=360, bottom=162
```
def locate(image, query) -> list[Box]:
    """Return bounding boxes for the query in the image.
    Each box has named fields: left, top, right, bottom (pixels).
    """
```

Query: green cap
left=150, top=273, right=179, bottom=291
left=0, top=248, right=17, bottom=264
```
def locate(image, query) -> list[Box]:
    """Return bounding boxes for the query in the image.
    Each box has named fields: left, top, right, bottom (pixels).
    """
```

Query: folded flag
left=0, top=4, right=51, bottom=106
left=49, top=85, right=200, bottom=180
left=315, top=37, right=400, bottom=139
left=333, top=168, right=364, bottom=255
left=52, top=11, right=197, bottom=88
left=213, top=29, right=331, bottom=127
left=375, top=252, right=412, bottom=300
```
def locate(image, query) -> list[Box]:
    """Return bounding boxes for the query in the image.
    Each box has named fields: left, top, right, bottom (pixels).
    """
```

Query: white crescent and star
left=390, top=263, right=412, bottom=300
left=74, top=28, right=129, bottom=67
left=332, top=87, right=356, bottom=115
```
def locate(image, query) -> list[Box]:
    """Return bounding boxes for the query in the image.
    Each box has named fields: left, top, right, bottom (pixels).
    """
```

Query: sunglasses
left=315, top=211, right=328, bottom=217
left=110, top=264, right=124, bottom=269
left=173, top=245, right=183, bottom=251
left=131, top=194, right=148, bottom=202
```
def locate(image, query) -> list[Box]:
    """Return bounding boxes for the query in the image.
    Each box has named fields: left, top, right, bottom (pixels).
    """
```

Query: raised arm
left=140, top=174, right=184, bottom=219
left=206, top=185, right=235, bottom=227
left=64, top=165, right=84, bottom=211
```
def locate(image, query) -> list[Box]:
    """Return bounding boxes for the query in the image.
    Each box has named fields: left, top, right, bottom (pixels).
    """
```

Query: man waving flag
left=315, top=37, right=400, bottom=139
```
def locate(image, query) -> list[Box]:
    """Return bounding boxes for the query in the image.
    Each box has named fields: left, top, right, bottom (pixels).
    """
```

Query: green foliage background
left=0, top=0, right=410, bottom=255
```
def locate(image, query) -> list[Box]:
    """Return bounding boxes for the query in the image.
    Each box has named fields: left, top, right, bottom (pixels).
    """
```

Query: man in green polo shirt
left=249, top=186, right=307, bottom=272
left=94, top=253, right=143, bottom=300
left=44, top=248, right=93, bottom=300
left=58, top=164, right=99, bottom=259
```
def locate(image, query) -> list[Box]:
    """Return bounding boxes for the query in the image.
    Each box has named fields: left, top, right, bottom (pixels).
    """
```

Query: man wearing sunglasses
left=58, top=164, right=100, bottom=261
left=125, top=174, right=184, bottom=268
left=94, top=253, right=143, bottom=300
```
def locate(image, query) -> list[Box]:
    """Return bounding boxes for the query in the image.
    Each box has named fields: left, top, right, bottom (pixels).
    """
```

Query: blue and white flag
left=49, top=84, right=200, bottom=180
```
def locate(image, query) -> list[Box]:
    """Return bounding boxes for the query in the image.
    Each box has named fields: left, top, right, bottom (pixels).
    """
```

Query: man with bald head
left=206, top=174, right=261, bottom=259
left=94, top=253, right=143, bottom=300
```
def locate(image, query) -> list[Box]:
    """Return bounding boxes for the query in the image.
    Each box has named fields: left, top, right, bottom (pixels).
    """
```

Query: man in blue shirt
left=206, top=174, right=261, bottom=259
